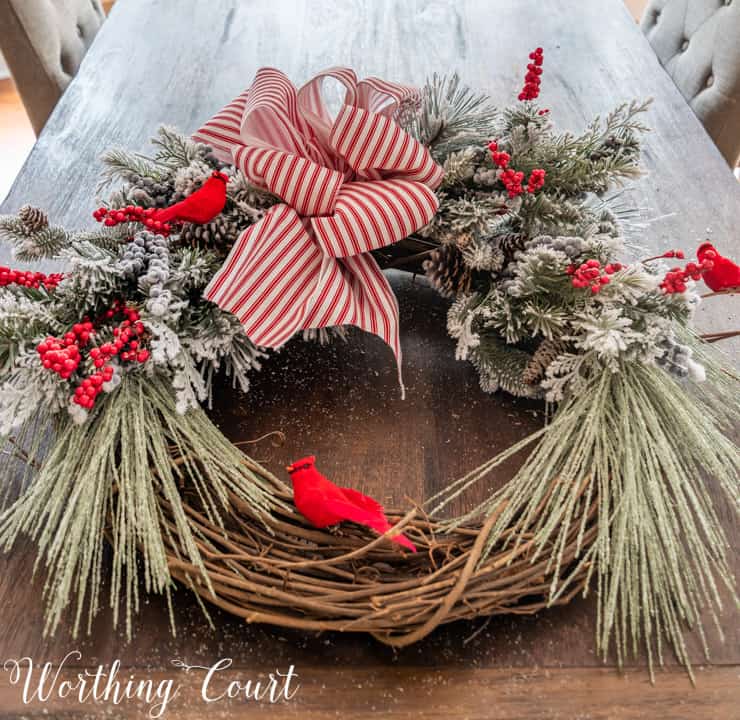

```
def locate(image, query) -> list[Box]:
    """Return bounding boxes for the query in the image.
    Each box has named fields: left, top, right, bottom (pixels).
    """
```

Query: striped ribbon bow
left=194, top=67, right=444, bottom=391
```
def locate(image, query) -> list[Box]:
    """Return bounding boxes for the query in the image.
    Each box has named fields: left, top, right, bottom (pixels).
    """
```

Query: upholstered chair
left=641, top=0, right=740, bottom=167
left=0, top=0, right=105, bottom=135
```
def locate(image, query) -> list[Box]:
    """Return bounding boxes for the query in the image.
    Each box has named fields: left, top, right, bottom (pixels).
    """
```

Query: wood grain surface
left=0, top=0, right=738, bottom=717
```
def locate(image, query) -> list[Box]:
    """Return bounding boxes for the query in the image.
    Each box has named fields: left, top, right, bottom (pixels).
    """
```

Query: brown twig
left=155, top=446, right=595, bottom=646
left=700, top=330, right=740, bottom=343
left=3, top=436, right=42, bottom=470
left=381, top=249, right=436, bottom=270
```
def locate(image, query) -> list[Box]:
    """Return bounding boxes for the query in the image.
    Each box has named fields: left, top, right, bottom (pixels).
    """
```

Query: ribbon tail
left=204, top=207, right=404, bottom=396
left=338, top=253, right=404, bottom=398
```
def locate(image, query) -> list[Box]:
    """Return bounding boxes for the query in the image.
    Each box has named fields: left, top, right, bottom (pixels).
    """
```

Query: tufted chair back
left=641, top=0, right=740, bottom=166
left=0, top=0, right=105, bottom=135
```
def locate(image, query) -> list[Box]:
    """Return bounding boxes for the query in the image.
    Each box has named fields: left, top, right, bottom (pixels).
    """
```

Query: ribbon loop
left=193, top=67, right=444, bottom=386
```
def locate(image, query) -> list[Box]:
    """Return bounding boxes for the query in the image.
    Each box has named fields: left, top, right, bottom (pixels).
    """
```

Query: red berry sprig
left=488, top=142, right=511, bottom=169
left=73, top=365, right=115, bottom=410
left=527, top=168, right=546, bottom=193
left=37, top=339, right=80, bottom=380
left=0, top=266, right=63, bottom=290
left=660, top=258, right=714, bottom=294
left=518, top=47, right=544, bottom=101
left=72, top=306, right=149, bottom=412
left=36, top=301, right=151, bottom=413
left=93, top=205, right=173, bottom=237
left=93, top=306, right=149, bottom=368
left=486, top=143, right=546, bottom=198
left=500, top=169, right=525, bottom=198
left=37, top=321, right=94, bottom=379
left=642, top=249, right=685, bottom=263
left=567, top=259, right=623, bottom=294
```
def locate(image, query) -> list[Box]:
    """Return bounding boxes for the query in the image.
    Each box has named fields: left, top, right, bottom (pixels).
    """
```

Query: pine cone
left=178, top=214, right=241, bottom=254
left=18, top=205, right=49, bottom=233
left=497, top=232, right=526, bottom=260
left=496, top=233, right=526, bottom=257
left=590, top=133, right=639, bottom=162
left=128, top=175, right=175, bottom=208
left=423, top=243, right=472, bottom=297
left=523, top=338, right=566, bottom=385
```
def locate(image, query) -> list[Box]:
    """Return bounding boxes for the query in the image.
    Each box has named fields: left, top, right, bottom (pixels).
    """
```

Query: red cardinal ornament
left=697, top=242, right=740, bottom=292
left=287, top=456, right=416, bottom=552
left=154, top=170, right=228, bottom=224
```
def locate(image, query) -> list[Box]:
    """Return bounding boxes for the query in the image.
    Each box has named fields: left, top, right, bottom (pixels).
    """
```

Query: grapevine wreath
left=0, top=51, right=738, bottom=679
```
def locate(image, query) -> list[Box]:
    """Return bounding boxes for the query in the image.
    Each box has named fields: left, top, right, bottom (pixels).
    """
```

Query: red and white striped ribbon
left=194, top=68, right=443, bottom=391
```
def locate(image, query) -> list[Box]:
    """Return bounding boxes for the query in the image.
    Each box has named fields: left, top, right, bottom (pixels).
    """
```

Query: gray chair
left=0, top=0, right=105, bottom=135
left=641, top=0, right=740, bottom=167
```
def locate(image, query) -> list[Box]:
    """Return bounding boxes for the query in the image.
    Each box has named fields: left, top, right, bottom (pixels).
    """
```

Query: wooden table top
left=1, top=1, right=738, bottom=718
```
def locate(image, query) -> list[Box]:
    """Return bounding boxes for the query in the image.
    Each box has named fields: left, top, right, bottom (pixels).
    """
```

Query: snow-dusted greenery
left=0, top=223, right=264, bottom=429
left=418, top=74, right=738, bottom=679
left=449, top=233, right=703, bottom=401
left=413, top=78, right=700, bottom=402
left=0, top=128, right=278, bottom=636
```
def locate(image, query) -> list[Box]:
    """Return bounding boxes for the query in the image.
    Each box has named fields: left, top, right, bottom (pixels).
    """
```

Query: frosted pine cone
left=424, top=243, right=472, bottom=297
left=179, top=214, right=241, bottom=254
left=128, top=175, right=175, bottom=208
left=18, top=205, right=49, bottom=233
left=497, top=232, right=526, bottom=256
left=172, top=161, right=213, bottom=201
left=523, top=338, right=566, bottom=385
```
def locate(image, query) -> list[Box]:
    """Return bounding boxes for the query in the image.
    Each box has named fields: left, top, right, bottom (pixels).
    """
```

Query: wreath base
left=162, top=456, right=596, bottom=646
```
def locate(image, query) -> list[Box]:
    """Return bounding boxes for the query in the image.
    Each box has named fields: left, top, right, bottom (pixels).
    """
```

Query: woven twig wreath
left=162, top=457, right=595, bottom=646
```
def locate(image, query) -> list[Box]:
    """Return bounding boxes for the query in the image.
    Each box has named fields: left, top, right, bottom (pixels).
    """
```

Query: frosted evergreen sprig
left=0, top=214, right=70, bottom=261
left=0, top=373, right=279, bottom=638
left=431, top=352, right=739, bottom=680
left=410, top=73, right=498, bottom=160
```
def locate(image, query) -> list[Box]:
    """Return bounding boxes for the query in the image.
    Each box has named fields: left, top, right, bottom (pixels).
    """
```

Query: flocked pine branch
left=151, top=125, right=213, bottom=169
left=411, top=74, right=498, bottom=160
left=0, top=214, right=69, bottom=261
left=431, top=350, right=738, bottom=681
left=0, top=373, right=280, bottom=638
left=97, top=148, right=170, bottom=192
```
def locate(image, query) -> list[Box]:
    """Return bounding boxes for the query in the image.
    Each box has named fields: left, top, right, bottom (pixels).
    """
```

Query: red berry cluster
left=73, top=365, right=115, bottom=409
left=93, top=205, right=173, bottom=237
left=500, top=169, right=526, bottom=198
left=488, top=142, right=511, bottom=169
left=527, top=168, right=546, bottom=193
left=91, top=305, right=150, bottom=368
left=519, top=47, right=544, bottom=101
left=0, top=266, right=63, bottom=291
left=36, top=300, right=151, bottom=412
left=486, top=142, right=546, bottom=198
left=37, top=321, right=94, bottom=379
left=660, top=258, right=714, bottom=294
left=567, top=259, right=623, bottom=294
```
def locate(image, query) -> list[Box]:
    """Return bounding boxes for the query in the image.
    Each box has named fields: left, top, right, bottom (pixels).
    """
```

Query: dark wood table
left=1, top=1, right=738, bottom=717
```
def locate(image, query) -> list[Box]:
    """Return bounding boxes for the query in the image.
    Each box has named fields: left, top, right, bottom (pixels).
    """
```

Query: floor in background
left=0, top=0, right=117, bottom=204
left=625, top=0, right=648, bottom=21
left=0, top=78, right=34, bottom=204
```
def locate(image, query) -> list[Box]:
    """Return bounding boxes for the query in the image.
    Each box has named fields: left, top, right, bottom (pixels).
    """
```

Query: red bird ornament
left=697, top=242, right=740, bottom=292
left=154, top=170, right=229, bottom=224
left=287, top=456, right=416, bottom=552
